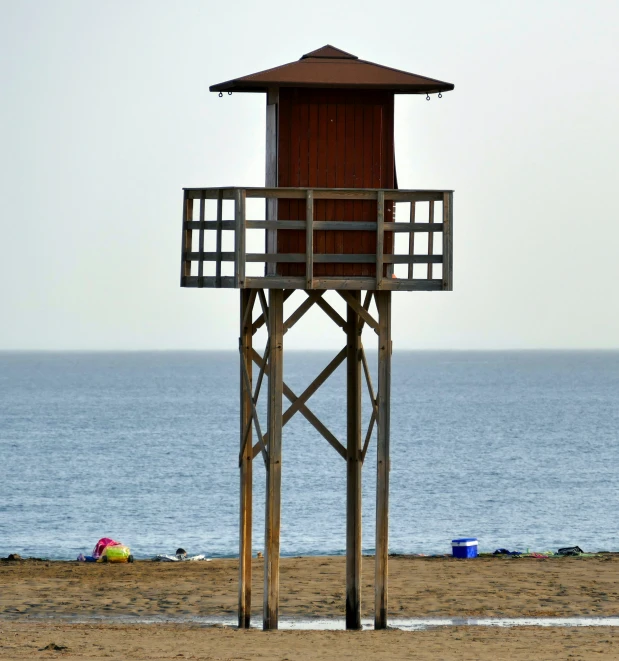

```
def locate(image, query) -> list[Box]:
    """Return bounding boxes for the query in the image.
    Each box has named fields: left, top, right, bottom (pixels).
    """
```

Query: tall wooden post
left=346, top=291, right=362, bottom=629
left=375, top=290, right=391, bottom=630
left=238, top=290, right=253, bottom=628
left=264, top=288, right=284, bottom=630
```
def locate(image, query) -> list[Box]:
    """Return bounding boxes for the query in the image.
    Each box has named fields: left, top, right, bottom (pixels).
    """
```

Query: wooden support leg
left=239, top=290, right=253, bottom=628
left=375, top=290, right=391, bottom=630
left=264, top=289, right=284, bottom=630
left=346, top=290, right=362, bottom=630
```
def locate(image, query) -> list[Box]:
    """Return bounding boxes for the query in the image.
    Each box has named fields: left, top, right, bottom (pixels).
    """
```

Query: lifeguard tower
left=179, top=45, right=454, bottom=630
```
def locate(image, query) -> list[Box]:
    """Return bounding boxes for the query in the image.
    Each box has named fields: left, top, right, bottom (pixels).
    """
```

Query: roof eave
left=209, top=80, right=455, bottom=94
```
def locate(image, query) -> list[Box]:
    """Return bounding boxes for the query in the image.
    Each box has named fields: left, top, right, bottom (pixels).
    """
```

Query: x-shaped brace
left=242, top=289, right=380, bottom=465
left=251, top=348, right=347, bottom=460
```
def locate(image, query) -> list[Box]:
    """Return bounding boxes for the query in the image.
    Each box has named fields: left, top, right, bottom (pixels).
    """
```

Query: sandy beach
left=2, top=554, right=619, bottom=658
left=2, top=621, right=619, bottom=660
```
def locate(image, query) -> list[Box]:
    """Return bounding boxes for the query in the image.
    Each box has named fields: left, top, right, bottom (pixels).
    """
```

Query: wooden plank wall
left=277, top=88, right=395, bottom=277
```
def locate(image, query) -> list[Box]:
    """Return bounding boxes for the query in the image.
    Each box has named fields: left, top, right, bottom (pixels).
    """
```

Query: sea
left=1, top=351, right=618, bottom=561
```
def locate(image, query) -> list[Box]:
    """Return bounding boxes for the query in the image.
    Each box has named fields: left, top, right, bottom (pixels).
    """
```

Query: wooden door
left=277, top=88, right=395, bottom=277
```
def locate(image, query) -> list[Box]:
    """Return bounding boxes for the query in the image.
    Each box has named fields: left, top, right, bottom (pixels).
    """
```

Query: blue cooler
left=451, top=538, right=478, bottom=559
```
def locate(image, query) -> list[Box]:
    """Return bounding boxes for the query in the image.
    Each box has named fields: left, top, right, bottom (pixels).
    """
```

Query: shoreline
left=5, top=549, right=618, bottom=562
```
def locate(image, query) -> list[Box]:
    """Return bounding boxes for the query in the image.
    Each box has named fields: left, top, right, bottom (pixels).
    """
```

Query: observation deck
left=180, top=186, right=453, bottom=292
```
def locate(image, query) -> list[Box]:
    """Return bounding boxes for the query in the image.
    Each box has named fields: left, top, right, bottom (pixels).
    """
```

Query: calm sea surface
left=1, top=351, right=618, bottom=560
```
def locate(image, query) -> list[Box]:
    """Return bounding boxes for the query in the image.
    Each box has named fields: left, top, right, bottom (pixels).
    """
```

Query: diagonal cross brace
left=251, top=348, right=347, bottom=460
left=252, top=289, right=294, bottom=334
left=360, top=343, right=378, bottom=463
left=360, top=345, right=378, bottom=415
left=253, top=342, right=270, bottom=407
left=338, top=290, right=379, bottom=334
left=359, top=291, right=373, bottom=332
left=281, top=383, right=346, bottom=460
left=361, top=410, right=376, bottom=463
left=315, top=296, right=349, bottom=334
left=240, top=341, right=270, bottom=464
left=283, top=290, right=349, bottom=336
left=282, top=347, right=347, bottom=425
left=284, top=291, right=324, bottom=334
left=257, top=289, right=269, bottom=332
left=240, top=347, right=269, bottom=467
left=242, top=289, right=258, bottom=331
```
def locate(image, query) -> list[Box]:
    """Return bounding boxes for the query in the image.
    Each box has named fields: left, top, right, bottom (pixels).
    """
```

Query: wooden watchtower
left=180, top=45, right=454, bottom=630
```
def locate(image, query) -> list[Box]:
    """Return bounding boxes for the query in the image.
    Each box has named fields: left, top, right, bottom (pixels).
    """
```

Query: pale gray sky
left=1, top=0, right=618, bottom=350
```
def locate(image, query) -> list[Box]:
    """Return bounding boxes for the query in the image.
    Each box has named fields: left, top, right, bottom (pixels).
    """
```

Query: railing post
left=442, top=192, right=453, bottom=291
left=180, top=191, right=193, bottom=287
left=235, top=188, right=247, bottom=288
left=305, top=190, right=314, bottom=290
left=376, top=190, right=385, bottom=289
left=198, top=191, right=205, bottom=288
left=216, top=189, right=223, bottom=288
left=407, top=200, right=416, bottom=280
left=427, top=200, right=435, bottom=280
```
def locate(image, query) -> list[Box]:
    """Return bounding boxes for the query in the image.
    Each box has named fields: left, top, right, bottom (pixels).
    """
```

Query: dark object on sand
left=39, top=643, right=68, bottom=651
left=493, top=548, right=522, bottom=556
left=6, top=553, right=22, bottom=561
left=557, top=546, right=584, bottom=556
left=176, top=548, right=187, bottom=556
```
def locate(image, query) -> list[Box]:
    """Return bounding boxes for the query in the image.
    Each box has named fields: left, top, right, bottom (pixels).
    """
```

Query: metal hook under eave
left=426, top=93, right=431, bottom=101
left=438, top=92, right=442, bottom=99
left=228, top=91, right=232, bottom=95
left=218, top=92, right=223, bottom=98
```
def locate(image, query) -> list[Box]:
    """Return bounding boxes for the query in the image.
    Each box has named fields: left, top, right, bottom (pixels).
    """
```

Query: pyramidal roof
left=210, top=45, right=454, bottom=94
left=301, top=45, right=357, bottom=59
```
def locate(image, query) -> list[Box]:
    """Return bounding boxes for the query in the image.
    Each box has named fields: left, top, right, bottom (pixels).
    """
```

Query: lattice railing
left=180, top=187, right=453, bottom=292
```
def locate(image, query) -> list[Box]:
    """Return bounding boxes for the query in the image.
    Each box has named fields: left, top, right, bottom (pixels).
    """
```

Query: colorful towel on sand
left=153, top=554, right=209, bottom=562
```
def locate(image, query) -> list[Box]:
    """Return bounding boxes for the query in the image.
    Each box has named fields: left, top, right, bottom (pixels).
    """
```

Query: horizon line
left=1, top=348, right=619, bottom=353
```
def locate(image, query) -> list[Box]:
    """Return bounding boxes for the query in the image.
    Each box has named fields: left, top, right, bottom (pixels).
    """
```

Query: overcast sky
left=1, top=0, right=618, bottom=350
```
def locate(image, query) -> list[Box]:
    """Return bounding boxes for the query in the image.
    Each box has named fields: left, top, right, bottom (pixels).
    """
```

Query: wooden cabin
left=182, top=46, right=454, bottom=292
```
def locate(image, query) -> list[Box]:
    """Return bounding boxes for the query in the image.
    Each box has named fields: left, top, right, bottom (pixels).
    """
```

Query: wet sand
left=2, top=555, right=619, bottom=659
left=2, top=621, right=619, bottom=660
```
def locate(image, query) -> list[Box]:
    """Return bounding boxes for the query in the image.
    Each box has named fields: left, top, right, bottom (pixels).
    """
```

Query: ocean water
left=1, top=351, right=618, bottom=561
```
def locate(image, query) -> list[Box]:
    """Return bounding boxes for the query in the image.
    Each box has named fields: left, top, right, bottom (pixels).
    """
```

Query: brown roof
left=210, top=45, right=454, bottom=94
